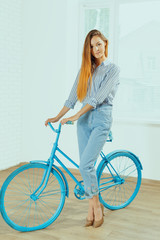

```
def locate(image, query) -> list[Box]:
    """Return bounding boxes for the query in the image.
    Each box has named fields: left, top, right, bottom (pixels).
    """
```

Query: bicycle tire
left=0, top=163, right=66, bottom=231
left=98, top=151, right=142, bottom=210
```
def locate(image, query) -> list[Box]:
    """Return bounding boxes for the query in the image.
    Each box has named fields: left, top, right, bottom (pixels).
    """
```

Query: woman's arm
left=85, top=64, right=120, bottom=109
left=60, top=104, right=93, bottom=125
left=64, top=69, right=80, bottom=109
left=76, top=104, right=93, bottom=118
left=56, top=106, right=70, bottom=119
left=45, top=69, right=80, bottom=127
left=45, top=106, right=70, bottom=126
left=60, top=64, right=120, bottom=125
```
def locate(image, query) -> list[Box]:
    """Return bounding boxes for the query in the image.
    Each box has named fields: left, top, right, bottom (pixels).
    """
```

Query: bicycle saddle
left=106, top=130, right=113, bottom=142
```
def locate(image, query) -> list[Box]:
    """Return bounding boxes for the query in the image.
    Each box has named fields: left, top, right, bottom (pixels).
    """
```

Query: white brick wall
left=0, top=0, right=23, bottom=170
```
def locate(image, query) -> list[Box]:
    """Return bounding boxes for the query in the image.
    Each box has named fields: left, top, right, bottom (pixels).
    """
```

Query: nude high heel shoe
left=93, top=216, right=104, bottom=228
left=85, top=218, right=94, bottom=227
left=93, top=203, right=104, bottom=228
left=101, top=203, right=105, bottom=216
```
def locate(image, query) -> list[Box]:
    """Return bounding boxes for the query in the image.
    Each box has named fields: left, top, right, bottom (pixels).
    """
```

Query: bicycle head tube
left=48, top=122, right=61, bottom=133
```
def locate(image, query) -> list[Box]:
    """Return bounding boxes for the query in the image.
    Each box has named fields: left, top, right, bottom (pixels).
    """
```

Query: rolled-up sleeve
left=64, top=69, right=80, bottom=109
left=86, top=64, right=120, bottom=109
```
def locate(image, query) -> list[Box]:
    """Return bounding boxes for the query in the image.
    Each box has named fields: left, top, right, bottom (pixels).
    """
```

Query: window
left=84, top=8, right=110, bottom=39
left=79, top=0, right=160, bottom=123
left=79, top=0, right=115, bottom=61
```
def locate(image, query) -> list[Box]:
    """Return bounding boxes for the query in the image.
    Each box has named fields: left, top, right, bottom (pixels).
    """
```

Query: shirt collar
left=102, top=57, right=111, bottom=66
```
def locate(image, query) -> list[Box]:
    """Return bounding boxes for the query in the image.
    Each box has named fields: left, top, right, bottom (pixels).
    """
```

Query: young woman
left=45, top=29, right=120, bottom=228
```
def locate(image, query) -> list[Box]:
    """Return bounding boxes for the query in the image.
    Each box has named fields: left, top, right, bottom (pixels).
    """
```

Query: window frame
left=78, top=0, right=160, bottom=125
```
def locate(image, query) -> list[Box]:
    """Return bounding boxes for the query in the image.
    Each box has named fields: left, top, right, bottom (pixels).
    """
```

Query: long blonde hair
left=77, top=29, right=109, bottom=102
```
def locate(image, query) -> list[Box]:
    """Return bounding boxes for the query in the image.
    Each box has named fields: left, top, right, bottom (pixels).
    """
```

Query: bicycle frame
left=29, top=122, right=119, bottom=200
left=0, top=121, right=143, bottom=232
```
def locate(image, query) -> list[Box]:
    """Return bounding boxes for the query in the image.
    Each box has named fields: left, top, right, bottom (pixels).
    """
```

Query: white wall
left=111, top=120, right=160, bottom=180
left=0, top=0, right=23, bottom=170
left=0, top=0, right=160, bottom=181
left=22, top=0, right=70, bottom=163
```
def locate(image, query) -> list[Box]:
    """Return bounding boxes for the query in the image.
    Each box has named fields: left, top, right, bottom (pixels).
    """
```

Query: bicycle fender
left=0, top=190, right=2, bottom=212
left=121, top=150, right=143, bottom=170
left=97, top=149, right=143, bottom=178
left=52, top=165, right=69, bottom=198
left=30, top=161, right=69, bottom=197
left=109, top=149, right=143, bottom=170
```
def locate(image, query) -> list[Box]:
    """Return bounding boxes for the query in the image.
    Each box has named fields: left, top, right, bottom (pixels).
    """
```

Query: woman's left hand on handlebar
left=60, top=114, right=80, bottom=125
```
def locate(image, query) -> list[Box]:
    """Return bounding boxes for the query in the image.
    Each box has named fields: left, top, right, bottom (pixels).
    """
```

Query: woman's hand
left=60, top=114, right=80, bottom=125
left=45, top=117, right=59, bottom=127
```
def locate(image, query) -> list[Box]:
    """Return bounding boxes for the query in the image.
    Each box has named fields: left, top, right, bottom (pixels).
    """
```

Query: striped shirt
left=64, top=58, right=120, bottom=109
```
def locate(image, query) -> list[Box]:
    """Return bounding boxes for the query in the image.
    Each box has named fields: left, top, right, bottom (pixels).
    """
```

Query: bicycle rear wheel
left=0, top=163, right=66, bottom=231
left=98, top=151, right=142, bottom=210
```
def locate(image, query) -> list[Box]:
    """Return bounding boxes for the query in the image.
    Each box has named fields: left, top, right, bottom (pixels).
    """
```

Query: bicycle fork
left=30, top=143, right=57, bottom=201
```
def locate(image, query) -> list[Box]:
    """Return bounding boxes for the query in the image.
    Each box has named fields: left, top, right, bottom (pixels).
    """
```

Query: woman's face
left=90, top=36, right=106, bottom=59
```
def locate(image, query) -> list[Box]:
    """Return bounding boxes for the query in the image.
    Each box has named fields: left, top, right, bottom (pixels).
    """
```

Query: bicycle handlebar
left=48, top=121, right=112, bottom=142
left=48, top=121, right=74, bottom=133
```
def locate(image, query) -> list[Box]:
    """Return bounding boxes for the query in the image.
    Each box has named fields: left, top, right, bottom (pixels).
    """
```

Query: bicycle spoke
left=99, top=152, right=141, bottom=209
left=1, top=164, right=66, bottom=231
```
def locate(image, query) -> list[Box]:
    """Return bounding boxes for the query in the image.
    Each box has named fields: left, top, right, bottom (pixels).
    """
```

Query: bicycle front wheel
left=98, top=151, right=142, bottom=210
left=0, top=163, right=66, bottom=231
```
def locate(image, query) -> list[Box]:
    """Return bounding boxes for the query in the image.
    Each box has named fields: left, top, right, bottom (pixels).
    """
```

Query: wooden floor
left=0, top=163, right=160, bottom=240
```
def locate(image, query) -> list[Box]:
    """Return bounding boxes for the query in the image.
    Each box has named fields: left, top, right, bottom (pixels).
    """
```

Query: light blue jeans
left=77, top=103, right=113, bottom=199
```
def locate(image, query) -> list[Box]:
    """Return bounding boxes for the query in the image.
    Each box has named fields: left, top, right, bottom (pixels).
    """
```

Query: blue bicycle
left=0, top=122, right=143, bottom=232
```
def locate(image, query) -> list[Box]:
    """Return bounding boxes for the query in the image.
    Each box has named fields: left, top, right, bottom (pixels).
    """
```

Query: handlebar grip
left=66, top=121, right=74, bottom=125
left=47, top=121, right=72, bottom=134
